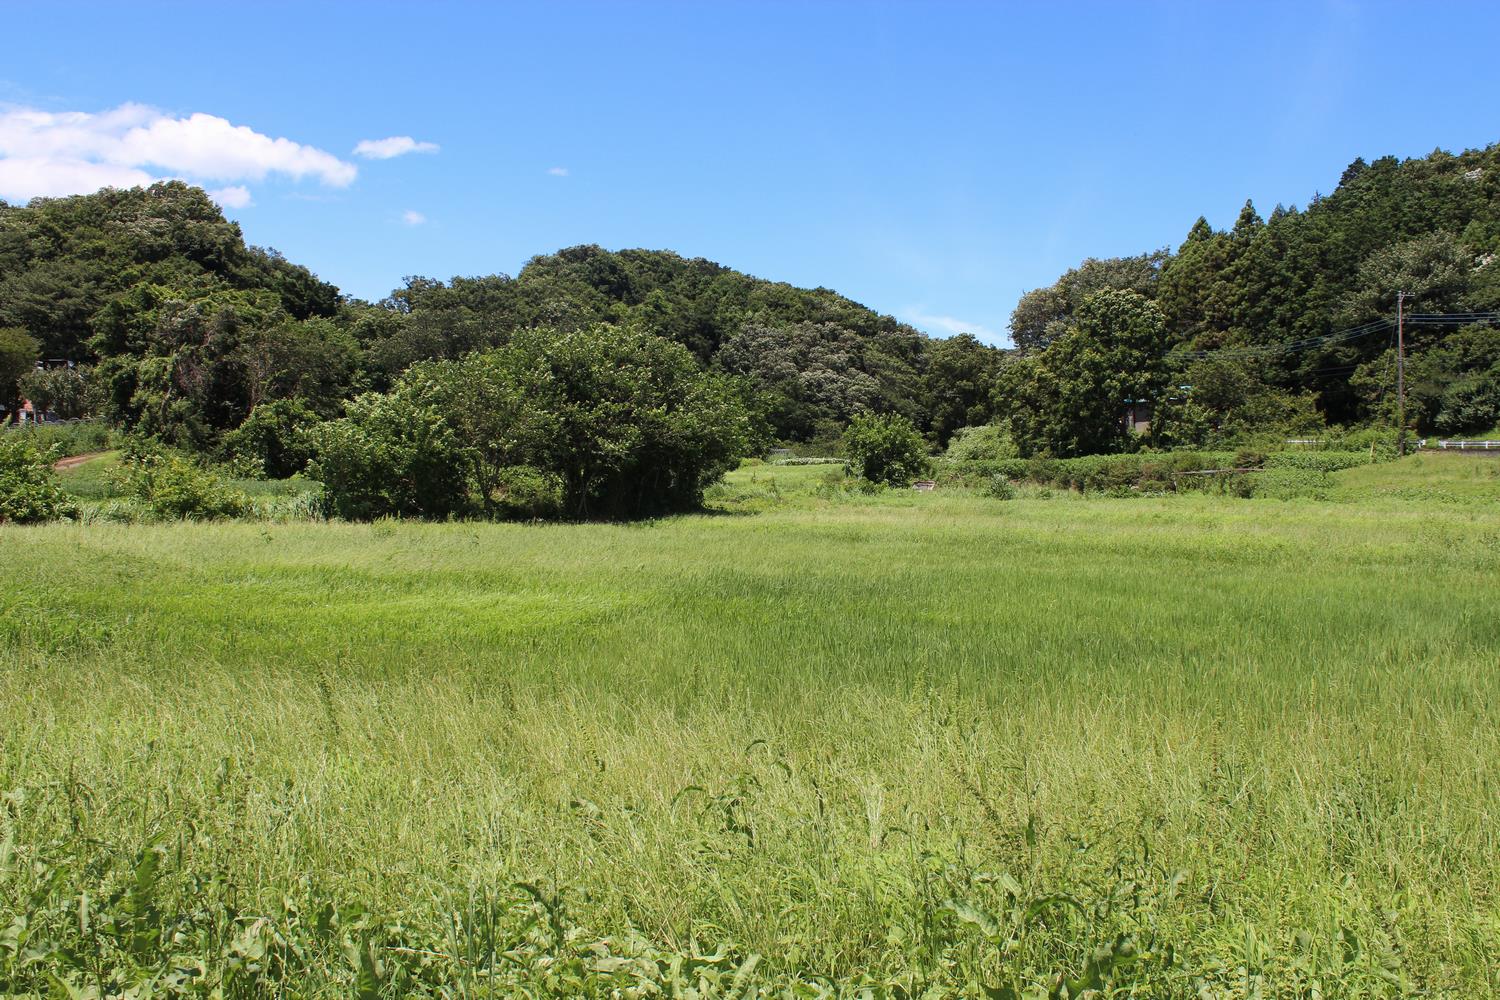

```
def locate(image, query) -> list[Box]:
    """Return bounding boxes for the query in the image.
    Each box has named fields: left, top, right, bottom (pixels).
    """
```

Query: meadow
left=3, top=456, right=1499, bottom=996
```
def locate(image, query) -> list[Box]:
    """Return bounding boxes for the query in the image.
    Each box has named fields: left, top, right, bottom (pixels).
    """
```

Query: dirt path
left=53, top=451, right=107, bottom=472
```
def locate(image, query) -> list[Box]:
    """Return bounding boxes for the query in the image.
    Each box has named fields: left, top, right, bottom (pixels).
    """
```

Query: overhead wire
left=1164, top=310, right=1500, bottom=363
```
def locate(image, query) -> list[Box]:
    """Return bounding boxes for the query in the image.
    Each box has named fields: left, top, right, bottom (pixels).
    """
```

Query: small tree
left=17, top=365, right=93, bottom=420
left=995, top=289, right=1170, bottom=457
left=843, top=412, right=929, bottom=486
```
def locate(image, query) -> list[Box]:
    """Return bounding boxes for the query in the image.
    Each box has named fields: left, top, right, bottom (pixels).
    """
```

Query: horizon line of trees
left=0, top=138, right=1497, bottom=518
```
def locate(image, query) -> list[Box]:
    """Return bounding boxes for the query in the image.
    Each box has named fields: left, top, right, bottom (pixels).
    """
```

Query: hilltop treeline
left=0, top=182, right=999, bottom=459
left=998, top=144, right=1500, bottom=455
left=2, top=142, right=1499, bottom=488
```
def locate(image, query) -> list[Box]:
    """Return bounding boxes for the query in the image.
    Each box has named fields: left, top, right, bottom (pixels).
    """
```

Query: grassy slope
left=52, top=448, right=321, bottom=502
left=1332, top=449, right=1500, bottom=501
left=2, top=461, right=1499, bottom=993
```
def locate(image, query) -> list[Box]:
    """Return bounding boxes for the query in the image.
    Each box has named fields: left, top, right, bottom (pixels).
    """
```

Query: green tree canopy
left=312, top=324, right=761, bottom=520
left=996, top=289, right=1170, bottom=457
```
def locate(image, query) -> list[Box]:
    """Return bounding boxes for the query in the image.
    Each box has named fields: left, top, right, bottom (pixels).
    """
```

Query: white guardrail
left=1420, top=439, right=1500, bottom=450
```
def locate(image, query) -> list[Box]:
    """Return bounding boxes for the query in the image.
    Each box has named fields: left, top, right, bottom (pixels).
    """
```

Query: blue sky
left=4, top=1, right=1499, bottom=345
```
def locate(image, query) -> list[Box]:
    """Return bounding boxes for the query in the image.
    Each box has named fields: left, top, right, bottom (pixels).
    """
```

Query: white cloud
left=354, top=136, right=439, bottom=159
left=0, top=157, right=151, bottom=200
left=402, top=209, right=427, bottom=226
left=547, top=166, right=569, bottom=177
left=208, top=185, right=252, bottom=209
left=900, top=308, right=1003, bottom=344
left=0, top=102, right=356, bottom=203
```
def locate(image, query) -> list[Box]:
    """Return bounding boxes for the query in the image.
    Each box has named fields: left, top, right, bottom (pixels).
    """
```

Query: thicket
left=843, top=412, right=931, bottom=486
left=311, top=325, right=758, bottom=520
left=0, top=434, right=76, bottom=523
left=4, top=419, right=113, bottom=456
left=109, top=446, right=251, bottom=520
left=940, top=448, right=1378, bottom=495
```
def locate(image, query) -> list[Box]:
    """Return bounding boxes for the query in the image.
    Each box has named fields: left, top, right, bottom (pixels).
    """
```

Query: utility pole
left=1396, top=290, right=1408, bottom=457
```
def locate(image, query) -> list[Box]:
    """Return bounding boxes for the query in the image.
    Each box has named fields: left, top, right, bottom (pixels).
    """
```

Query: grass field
left=3, top=457, right=1499, bottom=996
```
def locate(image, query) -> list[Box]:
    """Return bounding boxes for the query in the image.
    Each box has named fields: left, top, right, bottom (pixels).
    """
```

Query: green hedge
left=940, top=449, right=1379, bottom=495
left=1262, top=451, right=1373, bottom=472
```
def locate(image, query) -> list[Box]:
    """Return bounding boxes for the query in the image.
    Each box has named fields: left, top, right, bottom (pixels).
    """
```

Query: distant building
left=1122, top=399, right=1152, bottom=434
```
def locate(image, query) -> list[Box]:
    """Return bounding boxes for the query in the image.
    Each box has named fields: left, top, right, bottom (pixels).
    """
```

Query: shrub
left=985, top=475, right=1017, bottom=500
left=17, top=364, right=94, bottom=420
left=0, top=435, right=77, bottom=523
left=222, top=398, right=318, bottom=478
left=1323, top=426, right=1400, bottom=459
left=843, top=412, right=930, bottom=487
left=944, top=423, right=1018, bottom=462
left=319, top=326, right=759, bottom=521
left=5, top=419, right=112, bottom=457
left=772, top=457, right=848, bottom=467
left=307, top=393, right=469, bottom=520
left=113, top=449, right=251, bottom=520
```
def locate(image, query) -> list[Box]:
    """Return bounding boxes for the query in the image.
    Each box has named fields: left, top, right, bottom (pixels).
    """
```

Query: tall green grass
left=2, top=467, right=1498, bottom=995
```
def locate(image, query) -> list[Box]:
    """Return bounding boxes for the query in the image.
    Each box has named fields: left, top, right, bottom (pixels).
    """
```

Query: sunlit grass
left=3, top=459, right=1499, bottom=994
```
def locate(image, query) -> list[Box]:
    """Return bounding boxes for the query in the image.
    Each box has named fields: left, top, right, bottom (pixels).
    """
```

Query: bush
left=222, top=399, right=318, bottom=478
left=316, top=326, right=759, bottom=521
left=113, top=449, right=251, bottom=520
left=8, top=420, right=113, bottom=457
left=307, top=393, right=469, bottom=520
left=489, top=465, right=563, bottom=520
left=1322, top=426, right=1400, bottom=459
left=0, top=435, right=77, bottom=523
left=944, top=423, right=1018, bottom=462
left=843, top=413, right=930, bottom=487
left=985, top=475, right=1017, bottom=500
left=17, top=364, right=94, bottom=420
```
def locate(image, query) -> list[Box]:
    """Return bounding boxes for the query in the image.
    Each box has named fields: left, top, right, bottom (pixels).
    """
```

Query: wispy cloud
left=900, top=308, right=1003, bottom=344
left=401, top=209, right=427, bottom=226
left=0, top=102, right=356, bottom=202
left=354, top=136, right=439, bottom=160
left=547, top=166, right=569, bottom=177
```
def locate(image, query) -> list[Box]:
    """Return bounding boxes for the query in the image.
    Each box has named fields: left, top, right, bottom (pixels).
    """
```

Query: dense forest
left=1000, top=143, right=1500, bottom=455
left=2, top=141, right=1498, bottom=485
left=0, top=183, right=999, bottom=461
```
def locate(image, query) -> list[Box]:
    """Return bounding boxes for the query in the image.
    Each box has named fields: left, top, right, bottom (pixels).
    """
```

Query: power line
left=1165, top=310, right=1500, bottom=362
left=1167, top=318, right=1391, bottom=360
left=1406, top=311, right=1500, bottom=324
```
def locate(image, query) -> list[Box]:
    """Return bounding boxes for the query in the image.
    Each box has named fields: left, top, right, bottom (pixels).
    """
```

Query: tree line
left=998, top=143, right=1500, bottom=455
left=2, top=141, right=1498, bottom=519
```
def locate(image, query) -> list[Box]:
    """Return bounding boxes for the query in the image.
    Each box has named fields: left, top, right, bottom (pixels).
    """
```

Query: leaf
left=942, top=899, right=1000, bottom=939
left=345, top=936, right=382, bottom=1000
left=1022, top=894, right=1085, bottom=926
left=730, top=953, right=762, bottom=996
